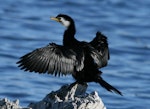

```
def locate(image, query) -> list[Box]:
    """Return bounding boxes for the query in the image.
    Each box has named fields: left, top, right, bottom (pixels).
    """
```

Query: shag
left=17, top=14, right=122, bottom=95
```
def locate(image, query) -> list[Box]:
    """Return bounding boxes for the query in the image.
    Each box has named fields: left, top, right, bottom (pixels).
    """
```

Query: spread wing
left=89, top=31, right=110, bottom=68
left=17, top=43, right=84, bottom=76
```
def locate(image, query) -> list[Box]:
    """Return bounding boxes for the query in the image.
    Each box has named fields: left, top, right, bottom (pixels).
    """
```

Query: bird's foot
left=68, top=81, right=78, bottom=89
left=68, top=81, right=87, bottom=90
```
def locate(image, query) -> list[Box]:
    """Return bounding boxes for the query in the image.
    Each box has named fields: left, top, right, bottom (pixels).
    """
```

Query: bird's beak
left=50, top=17, right=60, bottom=22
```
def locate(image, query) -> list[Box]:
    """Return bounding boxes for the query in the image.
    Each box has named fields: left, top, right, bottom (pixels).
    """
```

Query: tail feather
left=97, top=77, right=122, bottom=96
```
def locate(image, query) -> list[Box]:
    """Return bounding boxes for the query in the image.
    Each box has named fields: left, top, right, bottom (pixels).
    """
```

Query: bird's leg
left=77, top=81, right=87, bottom=86
left=68, top=81, right=78, bottom=89
left=68, top=81, right=87, bottom=90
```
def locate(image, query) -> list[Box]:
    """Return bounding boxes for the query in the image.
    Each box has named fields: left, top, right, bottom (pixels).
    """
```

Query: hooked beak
left=50, top=17, right=60, bottom=22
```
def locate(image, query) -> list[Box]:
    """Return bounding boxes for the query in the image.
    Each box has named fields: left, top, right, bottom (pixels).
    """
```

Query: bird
left=17, top=14, right=122, bottom=95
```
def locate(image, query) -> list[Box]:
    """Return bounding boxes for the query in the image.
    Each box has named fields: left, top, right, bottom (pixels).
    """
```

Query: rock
left=0, top=98, right=30, bottom=109
left=29, top=83, right=106, bottom=109
left=0, top=83, right=106, bottom=109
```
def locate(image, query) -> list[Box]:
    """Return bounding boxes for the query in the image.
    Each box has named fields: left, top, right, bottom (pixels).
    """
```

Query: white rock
left=0, top=83, right=106, bottom=109
left=0, top=98, right=30, bottom=109
left=29, top=83, right=106, bottom=109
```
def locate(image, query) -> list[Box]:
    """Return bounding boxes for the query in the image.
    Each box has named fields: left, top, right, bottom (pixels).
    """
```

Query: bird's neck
left=63, top=23, right=77, bottom=46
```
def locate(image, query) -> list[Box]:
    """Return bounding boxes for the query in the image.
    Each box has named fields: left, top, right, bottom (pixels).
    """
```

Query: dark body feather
left=17, top=14, right=122, bottom=95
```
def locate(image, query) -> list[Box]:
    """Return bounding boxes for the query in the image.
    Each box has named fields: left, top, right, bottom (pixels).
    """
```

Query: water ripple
left=0, top=0, right=150, bottom=108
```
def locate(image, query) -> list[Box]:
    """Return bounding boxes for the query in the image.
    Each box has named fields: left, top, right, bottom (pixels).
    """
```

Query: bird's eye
left=56, top=17, right=70, bottom=27
left=58, top=17, right=67, bottom=22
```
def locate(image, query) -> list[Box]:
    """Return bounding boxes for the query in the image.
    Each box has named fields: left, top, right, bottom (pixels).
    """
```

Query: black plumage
left=17, top=14, right=122, bottom=95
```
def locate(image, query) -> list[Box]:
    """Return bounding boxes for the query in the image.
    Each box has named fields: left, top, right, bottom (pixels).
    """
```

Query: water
left=0, top=0, right=150, bottom=108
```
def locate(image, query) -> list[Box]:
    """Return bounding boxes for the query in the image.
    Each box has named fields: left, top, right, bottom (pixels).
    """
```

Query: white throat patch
left=60, top=17, right=70, bottom=28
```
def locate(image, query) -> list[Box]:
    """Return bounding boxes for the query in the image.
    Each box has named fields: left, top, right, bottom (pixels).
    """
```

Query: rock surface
left=0, top=98, right=30, bottom=109
left=0, top=83, right=106, bottom=109
left=29, top=83, right=106, bottom=109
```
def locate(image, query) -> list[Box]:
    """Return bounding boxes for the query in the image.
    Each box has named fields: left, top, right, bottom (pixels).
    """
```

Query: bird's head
left=50, top=14, right=74, bottom=28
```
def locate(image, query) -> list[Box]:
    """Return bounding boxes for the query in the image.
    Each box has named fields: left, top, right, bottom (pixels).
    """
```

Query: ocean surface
left=0, top=0, right=150, bottom=108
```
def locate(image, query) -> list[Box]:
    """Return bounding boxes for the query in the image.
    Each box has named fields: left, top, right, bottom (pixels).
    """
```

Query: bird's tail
left=97, top=77, right=122, bottom=96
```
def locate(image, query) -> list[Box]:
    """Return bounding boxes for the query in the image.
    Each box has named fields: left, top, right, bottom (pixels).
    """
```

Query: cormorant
left=17, top=14, right=122, bottom=95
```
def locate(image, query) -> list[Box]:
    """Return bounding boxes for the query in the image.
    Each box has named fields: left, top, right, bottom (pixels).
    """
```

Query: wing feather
left=17, top=43, right=84, bottom=76
left=89, top=31, right=110, bottom=68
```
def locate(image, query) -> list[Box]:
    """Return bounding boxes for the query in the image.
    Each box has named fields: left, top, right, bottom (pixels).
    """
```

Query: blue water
left=0, top=0, right=150, bottom=108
